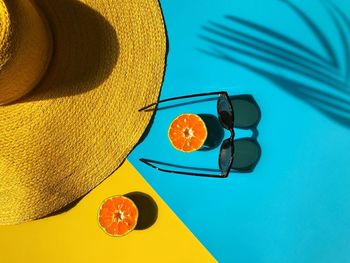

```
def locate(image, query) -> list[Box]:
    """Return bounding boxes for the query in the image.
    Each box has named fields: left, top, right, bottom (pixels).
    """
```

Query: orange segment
left=98, top=196, right=139, bottom=237
left=168, top=113, right=208, bottom=153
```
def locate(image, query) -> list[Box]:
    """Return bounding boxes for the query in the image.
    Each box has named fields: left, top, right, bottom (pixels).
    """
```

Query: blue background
left=129, top=0, right=350, bottom=262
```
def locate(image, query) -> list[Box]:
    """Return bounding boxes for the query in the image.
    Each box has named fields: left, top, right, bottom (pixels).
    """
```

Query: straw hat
left=0, top=0, right=166, bottom=224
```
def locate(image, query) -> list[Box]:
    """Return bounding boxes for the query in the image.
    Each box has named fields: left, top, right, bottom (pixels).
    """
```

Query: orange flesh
left=168, top=113, right=208, bottom=152
left=98, top=196, right=138, bottom=236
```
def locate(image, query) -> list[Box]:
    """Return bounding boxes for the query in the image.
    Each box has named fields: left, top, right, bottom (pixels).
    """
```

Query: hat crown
left=0, top=0, right=52, bottom=105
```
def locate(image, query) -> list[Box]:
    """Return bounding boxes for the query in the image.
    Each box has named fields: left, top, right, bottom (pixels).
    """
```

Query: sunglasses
left=138, top=91, right=261, bottom=178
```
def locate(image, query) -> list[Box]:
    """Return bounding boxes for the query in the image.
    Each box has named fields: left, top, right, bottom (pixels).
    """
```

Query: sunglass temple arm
left=138, top=91, right=228, bottom=111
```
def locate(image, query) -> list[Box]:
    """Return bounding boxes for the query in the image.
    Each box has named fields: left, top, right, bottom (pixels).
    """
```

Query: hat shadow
left=22, top=0, right=118, bottom=101
left=45, top=196, right=84, bottom=218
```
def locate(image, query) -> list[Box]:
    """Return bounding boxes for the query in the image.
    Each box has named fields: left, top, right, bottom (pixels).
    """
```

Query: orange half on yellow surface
left=98, top=195, right=139, bottom=237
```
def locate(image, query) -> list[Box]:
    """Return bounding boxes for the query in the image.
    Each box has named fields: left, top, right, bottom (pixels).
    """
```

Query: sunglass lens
left=230, top=95, right=260, bottom=129
left=218, top=94, right=233, bottom=130
left=219, top=139, right=234, bottom=176
left=232, top=138, right=261, bottom=170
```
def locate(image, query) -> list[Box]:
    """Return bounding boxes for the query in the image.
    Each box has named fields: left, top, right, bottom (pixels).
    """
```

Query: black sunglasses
left=138, top=91, right=261, bottom=178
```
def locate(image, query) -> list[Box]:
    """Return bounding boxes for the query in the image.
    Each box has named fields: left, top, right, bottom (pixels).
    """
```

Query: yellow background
left=0, top=161, right=216, bottom=262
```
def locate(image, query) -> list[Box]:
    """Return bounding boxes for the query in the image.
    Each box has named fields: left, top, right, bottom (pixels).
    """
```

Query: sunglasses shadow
left=199, top=94, right=261, bottom=151
left=233, top=137, right=261, bottom=173
left=230, top=94, right=261, bottom=130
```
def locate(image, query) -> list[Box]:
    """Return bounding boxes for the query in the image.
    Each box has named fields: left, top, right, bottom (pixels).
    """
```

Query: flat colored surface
left=2, top=1, right=350, bottom=263
left=129, top=0, right=350, bottom=262
left=0, top=161, right=216, bottom=263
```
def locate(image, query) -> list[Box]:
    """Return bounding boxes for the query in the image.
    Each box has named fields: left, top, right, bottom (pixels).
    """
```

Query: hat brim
left=0, top=0, right=166, bottom=224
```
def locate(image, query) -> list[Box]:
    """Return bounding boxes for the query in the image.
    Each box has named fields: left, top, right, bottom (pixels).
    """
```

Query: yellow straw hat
left=0, top=0, right=166, bottom=224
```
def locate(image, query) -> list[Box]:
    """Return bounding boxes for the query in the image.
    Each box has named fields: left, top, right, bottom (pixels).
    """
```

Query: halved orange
left=98, top=195, right=139, bottom=237
left=168, top=113, right=208, bottom=152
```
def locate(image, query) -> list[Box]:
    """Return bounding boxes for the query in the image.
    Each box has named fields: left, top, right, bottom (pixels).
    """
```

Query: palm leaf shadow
left=200, top=0, right=350, bottom=127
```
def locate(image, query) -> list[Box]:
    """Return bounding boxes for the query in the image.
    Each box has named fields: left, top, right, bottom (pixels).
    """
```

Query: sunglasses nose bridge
left=229, top=128, right=235, bottom=138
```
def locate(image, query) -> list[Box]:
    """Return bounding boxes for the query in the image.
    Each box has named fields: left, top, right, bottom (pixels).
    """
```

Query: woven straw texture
left=0, top=0, right=166, bottom=224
